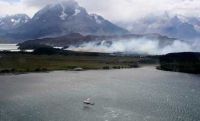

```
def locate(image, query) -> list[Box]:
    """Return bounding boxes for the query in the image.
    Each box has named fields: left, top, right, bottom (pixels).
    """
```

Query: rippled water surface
left=0, top=67, right=200, bottom=121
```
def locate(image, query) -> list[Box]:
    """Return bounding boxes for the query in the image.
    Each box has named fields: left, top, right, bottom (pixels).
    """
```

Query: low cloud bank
left=67, top=38, right=200, bottom=55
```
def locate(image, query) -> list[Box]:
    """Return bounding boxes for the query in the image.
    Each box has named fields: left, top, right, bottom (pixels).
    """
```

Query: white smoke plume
left=67, top=38, right=199, bottom=55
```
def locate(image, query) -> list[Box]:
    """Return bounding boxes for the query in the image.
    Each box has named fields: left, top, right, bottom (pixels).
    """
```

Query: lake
left=0, top=44, right=33, bottom=52
left=0, top=67, right=199, bottom=121
left=0, top=44, right=19, bottom=52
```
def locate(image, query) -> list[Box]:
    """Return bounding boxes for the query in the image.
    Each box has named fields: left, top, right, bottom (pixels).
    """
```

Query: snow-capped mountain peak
left=0, top=14, right=30, bottom=30
left=32, top=0, right=87, bottom=21
left=0, top=0, right=128, bottom=42
left=127, top=13, right=200, bottom=40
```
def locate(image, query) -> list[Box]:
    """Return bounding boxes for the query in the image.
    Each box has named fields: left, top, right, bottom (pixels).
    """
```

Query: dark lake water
left=0, top=67, right=200, bottom=121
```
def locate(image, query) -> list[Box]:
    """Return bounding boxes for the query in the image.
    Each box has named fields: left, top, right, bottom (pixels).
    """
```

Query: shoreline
left=0, top=64, right=158, bottom=75
left=0, top=52, right=159, bottom=75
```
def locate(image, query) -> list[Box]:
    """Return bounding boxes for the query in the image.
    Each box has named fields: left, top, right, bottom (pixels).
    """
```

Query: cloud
left=0, top=0, right=200, bottom=23
left=0, top=0, right=19, bottom=3
left=0, top=0, right=37, bottom=17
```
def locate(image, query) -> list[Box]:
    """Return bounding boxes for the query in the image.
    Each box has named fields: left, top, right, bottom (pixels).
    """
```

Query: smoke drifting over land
left=67, top=38, right=200, bottom=55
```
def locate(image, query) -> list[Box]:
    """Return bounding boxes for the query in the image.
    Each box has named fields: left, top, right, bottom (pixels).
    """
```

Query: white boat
left=83, top=98, right=95, bottom=105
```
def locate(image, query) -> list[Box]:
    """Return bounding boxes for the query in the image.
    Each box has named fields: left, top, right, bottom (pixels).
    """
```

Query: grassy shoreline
left=0, top=51, right=158, bottom=74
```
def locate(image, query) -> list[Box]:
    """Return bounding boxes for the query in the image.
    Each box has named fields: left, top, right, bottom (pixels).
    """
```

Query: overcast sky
left=0, top=0, right=200, bottom=23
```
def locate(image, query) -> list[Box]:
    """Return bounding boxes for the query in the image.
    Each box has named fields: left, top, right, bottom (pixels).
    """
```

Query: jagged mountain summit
left=0, top=14, right=30, bottom=40
left=0, top=14, right=30, bottom=30
left=127, top=13, right=200, bottom=40
left=0, top=0, right=128, bottom=42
